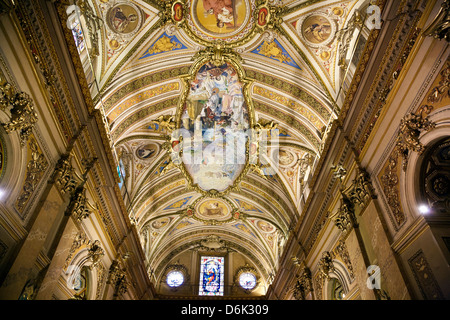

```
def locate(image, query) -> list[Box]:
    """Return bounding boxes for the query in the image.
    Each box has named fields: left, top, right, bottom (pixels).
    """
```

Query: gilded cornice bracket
left=192, top=44, right=244, bottom=68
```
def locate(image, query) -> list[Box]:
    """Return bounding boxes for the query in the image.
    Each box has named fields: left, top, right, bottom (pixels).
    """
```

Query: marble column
left=34, top=216, right=79, bottom=300
left=360, top=202, right=412, bottom=299
left=0, top=185, right=66, bottom=299
left=343, top=227, right=377, bottom=300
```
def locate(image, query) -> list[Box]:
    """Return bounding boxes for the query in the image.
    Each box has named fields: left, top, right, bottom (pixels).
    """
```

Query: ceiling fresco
left=67, top=0, right=374, bottom=290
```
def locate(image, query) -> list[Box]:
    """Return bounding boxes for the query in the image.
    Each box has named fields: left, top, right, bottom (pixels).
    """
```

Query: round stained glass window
left=239, top=272, right=257, bottom=290
left=166, top=270, right=184, bottom=288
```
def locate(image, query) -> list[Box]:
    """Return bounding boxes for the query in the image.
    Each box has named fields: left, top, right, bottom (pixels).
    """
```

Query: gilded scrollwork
left=318, top=251, right=335, bottom=280
left=428, top=62, right=450, bottom=103
left=335, top=239, right=354, bottom=280
left=0, top=81, right=38, bottom=147
left=15, top=137, right=48, bottom=212
left=396, top=105, right=435, bottom=171
left=380, top=148, right=406, bottom=227
left=87, top=240, right=105, bottom=270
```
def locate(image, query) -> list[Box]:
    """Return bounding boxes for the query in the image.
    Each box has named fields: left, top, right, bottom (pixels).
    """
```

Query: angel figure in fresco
left=304, top=21, right=332, bottom=43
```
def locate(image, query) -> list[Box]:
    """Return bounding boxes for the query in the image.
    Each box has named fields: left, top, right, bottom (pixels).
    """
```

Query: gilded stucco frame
left=163, top=46, right=257, bottom=197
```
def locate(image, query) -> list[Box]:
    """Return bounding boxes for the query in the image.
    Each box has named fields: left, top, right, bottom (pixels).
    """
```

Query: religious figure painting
left=180, top=62, right=250, bottom=192
left=199, top=256, right=224, bottom=296
left=194, top=0, right=247, bottom=35
left=136, top=144, right=158, bottom=160
left=301, top=15, right=333, bottom=44
left=107, top=4, right=140, bottom=34
left=197, top=199, right=230, bottom=219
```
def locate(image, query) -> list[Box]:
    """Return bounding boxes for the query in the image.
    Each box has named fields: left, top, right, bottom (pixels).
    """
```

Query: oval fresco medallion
left=195, top=198, right=232, bottom=221
left=151, top=217, right=172, bottom=230
left=256, top=220, right=275, bottom=233
left=187, top=0, right=255, bottom=42
left=299, top=14, right=335, bottom=47
left=136, top=143, right=158, bottom=160
left=106, top=3, right=142, bottom=34
left=179, top=61, right=250, bottom=193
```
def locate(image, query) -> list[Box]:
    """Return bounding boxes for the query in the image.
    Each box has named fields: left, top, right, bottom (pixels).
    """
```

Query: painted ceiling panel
left=68, top=0, right=372, bottom=291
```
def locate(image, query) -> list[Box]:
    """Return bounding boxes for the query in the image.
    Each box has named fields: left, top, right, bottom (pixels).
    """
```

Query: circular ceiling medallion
left=186, top=0, right=256, bottom=43
left=136, top=143, right=158, bottom=160
left=106, top=2, right=142, bottom=35
left=298, top=13, right=336, bottom=48
left=195, top=198, right=232, bottom=221
left=151, top=217, right=172, bottom=229
left=256, top=220, right=275, bottom=233
left=274, top=148, right=297, bottom=167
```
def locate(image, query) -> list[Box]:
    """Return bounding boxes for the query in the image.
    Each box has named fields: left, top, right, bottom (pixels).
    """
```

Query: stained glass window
left=239, top=272, right=257, bottom=290
left=166, top=270, right=184, bottom=288
left=70, top=21, right=85, bottom=53
left=199, top=256, right=225, bottom=296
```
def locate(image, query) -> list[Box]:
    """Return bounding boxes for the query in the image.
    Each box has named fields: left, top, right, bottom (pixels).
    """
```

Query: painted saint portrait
left=301, top=15, right=333, bottom=44
left=194, top=0, right=247, bottom=35
left=107, top=4, right=140, bottom=34
left=136, top=144, right=157, bottom=160
left=180, top=62, right=250, bottom=192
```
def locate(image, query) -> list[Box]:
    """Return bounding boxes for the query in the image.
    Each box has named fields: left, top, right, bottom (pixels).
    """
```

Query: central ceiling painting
left=179, top=60, right=251, bottom=193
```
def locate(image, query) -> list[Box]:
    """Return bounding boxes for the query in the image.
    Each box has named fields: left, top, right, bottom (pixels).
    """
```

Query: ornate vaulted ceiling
left=67, top=0, right=373, bottom=291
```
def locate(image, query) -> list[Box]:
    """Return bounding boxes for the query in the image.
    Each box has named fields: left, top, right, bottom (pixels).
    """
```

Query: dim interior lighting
left=419, top=205, right=430, bottom=214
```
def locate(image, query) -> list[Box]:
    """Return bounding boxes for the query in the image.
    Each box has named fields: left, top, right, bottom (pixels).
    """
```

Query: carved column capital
left=333, top=194, right=357, bottom=234
left=293, top=267, right=314, bottom=300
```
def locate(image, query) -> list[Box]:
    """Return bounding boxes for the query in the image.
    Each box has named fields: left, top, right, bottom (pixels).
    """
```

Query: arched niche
left=324, top=260, right=353, bottom=300
left=63, top=246, right=103, bottom=300
left=0, top=123, right=27, bottom=208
